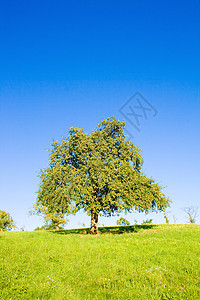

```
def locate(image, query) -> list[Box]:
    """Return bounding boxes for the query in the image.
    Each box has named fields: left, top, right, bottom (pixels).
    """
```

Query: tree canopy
left=0, top=210, right=15, bottom=231
left=35, top=116, right=170, bottom=233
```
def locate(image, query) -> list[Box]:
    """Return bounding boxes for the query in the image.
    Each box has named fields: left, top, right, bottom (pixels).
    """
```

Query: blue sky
left=0, top=0, right=200, bottom=230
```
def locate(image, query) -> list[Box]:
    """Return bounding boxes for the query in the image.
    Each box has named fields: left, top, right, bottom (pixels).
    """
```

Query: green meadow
left=0, top=224, right=200, bottom=299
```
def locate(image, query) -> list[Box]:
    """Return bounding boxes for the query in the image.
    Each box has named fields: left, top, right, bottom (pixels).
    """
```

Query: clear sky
left=0, top=0, right=200, bottom=230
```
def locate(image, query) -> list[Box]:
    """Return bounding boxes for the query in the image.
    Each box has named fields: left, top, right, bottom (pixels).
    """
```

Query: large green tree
left=35, top=117, right=170, bottom=233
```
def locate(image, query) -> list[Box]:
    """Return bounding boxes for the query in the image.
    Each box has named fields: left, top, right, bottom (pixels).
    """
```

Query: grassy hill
left=0, top=224, right=200, bottom=299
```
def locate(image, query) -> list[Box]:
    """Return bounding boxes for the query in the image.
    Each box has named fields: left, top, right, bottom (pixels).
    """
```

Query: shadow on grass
left=51, top=224, right=157, bottom=235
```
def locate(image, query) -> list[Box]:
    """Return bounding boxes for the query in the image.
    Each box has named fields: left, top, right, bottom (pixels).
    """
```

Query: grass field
left=0, top=224, right=200, bottom=299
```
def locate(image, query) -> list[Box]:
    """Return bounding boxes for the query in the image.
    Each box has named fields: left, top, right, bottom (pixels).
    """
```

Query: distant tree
left=141, top=219, right=153, bottom=225
left=34, top=117, right=170, bottom=233
left=31, top=161, right=75, bottom=230
left=34, top=226, right=46, bottom=231
left=173, top=215, right=177, bottom=224
left=164, top=212, right=170, bottom=224
left=183, top=206, right=198, bottom=224
left=0, top=210, right=15, bottom=231
left=116, top=217, right=130, bottom=226
left=31, top=204, right=68, bottom=230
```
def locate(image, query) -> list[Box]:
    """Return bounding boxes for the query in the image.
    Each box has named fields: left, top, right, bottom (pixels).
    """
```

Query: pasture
left=0, top=224, right=200, bottom=299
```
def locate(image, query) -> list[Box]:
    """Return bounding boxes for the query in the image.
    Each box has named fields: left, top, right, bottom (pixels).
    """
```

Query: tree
left=32, top=165, right=73, bottom=230
left=183, top=206, right=198, bottom=224
left=173, top=215, right=177, bottom=224
left=35, top=116, right=170, bottom=233
left=32, top=204, right=68, bottom=230
left=0, top=210, right=15, bottom=231
left=116, top=217, right=130, bottom=226
left=164, top=212, right=170, bottom=224
left=141, top=218, right=153, bottom=225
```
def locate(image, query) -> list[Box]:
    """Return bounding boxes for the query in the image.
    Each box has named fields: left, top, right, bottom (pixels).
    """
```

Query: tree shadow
left=51, top=224, right=157, bottom=235
left=99, top=224, right=156, bottom=234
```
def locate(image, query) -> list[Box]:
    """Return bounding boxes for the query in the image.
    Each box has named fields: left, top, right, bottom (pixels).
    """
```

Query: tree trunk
left=90, top=211, right=98, bottom=234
